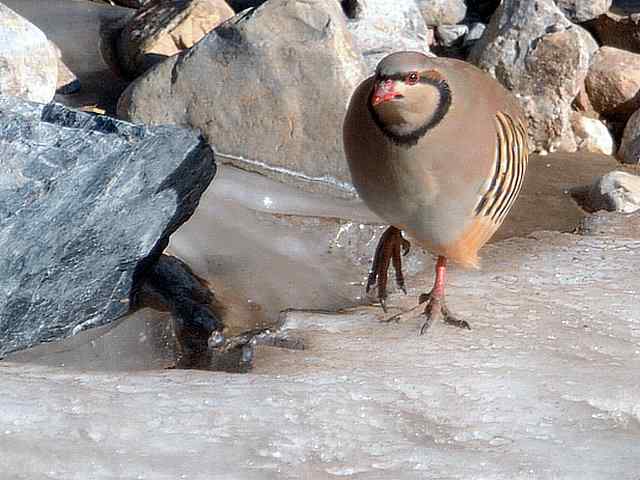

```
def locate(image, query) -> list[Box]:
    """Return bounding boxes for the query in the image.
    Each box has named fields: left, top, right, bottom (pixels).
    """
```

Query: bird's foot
left=367, top=226, right=411, bottom=312
left=208, top=329, right=305, bottom=372
left=418, top=291, right=471, bottom=335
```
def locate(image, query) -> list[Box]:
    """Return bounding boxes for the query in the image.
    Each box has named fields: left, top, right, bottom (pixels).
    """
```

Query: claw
left=418, top=290, right=471, bottom=335
left=367, top=226, right=411, bottom=309
left=380, top=296, right=388, bottom=313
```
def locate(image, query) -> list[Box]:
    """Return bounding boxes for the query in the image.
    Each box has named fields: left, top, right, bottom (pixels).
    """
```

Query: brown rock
left=585, top=46, right=640, bottom=120
left=117, top=0, right=234, bottom=78
left=584, top=12, right=640, bottom=54
left=573, top=85, right=596, bottom=114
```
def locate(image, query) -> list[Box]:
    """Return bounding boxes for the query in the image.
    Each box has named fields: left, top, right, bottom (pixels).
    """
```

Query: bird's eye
left=406, top=72, right=419, bottom=85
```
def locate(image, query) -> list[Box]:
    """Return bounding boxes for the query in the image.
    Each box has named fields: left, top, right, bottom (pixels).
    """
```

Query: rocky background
left=2, top=0, right=640, bottom=369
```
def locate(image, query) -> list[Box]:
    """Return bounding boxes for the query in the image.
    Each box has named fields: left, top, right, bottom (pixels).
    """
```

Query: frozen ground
left=2, top=229, right=640, bottom=479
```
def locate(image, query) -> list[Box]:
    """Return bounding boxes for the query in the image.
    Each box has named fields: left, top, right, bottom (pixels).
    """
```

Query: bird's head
left=369, top=52, right=451, bottom=144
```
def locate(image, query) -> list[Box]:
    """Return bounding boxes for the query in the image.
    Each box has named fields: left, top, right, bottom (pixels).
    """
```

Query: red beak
left=371, top=80, right=401, bottom=106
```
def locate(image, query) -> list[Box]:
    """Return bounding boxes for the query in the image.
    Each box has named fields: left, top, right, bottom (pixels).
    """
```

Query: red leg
left=418, top=256, right=470, bottom=334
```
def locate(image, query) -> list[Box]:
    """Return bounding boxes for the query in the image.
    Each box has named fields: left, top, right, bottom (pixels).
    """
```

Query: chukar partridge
left=343, top=52, right=528, bottom=333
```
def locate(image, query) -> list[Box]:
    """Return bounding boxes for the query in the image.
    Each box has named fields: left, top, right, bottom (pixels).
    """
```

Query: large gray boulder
left=0, top=96, right=215, bottom=356
left=118, top=0, right=367, bottom=198
left=0, top=4, right=58, bottom=103
left=470, top=0, right=598, bottom=153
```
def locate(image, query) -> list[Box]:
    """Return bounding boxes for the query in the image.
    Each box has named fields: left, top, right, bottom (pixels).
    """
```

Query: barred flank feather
left=474, top=112, right=528, bottom=228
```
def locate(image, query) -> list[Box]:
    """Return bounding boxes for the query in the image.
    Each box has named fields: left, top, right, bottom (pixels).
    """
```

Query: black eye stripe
left=378, top=71, right=444, bottom=87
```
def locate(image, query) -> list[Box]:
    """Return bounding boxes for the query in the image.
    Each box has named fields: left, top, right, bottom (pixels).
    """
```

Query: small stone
left=585, top=171, right=640, bottom=213
left=208, top=331, right=226, bottom=348
left=436, top=24, right=468, bottom=47
left=571, top=113, right=615, bottom=155
left=464, top=22, right=487, bottom=45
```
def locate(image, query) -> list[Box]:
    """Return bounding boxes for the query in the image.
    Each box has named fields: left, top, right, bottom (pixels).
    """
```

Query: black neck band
left=368, top=78, right=452, bottom=147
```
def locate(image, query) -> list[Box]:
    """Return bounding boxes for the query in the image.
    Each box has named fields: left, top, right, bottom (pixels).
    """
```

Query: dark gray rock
left=226, top=0, right=265, bottom=12
left=613, top=0, right=640, bottom=14
left=466, top=0, right=501, bottom=23
left=0, top=95, right=215, bottom=356
left=112, top=0, right=155, bottom=8
left=133, top=254, right=224, bottom=369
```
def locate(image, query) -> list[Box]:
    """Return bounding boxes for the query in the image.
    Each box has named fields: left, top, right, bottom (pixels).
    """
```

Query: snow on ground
left=1, top=231, right=639, bottom=479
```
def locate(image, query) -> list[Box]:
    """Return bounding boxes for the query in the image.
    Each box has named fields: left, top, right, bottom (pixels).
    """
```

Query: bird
left=343, top=51, right=528, bottom=334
